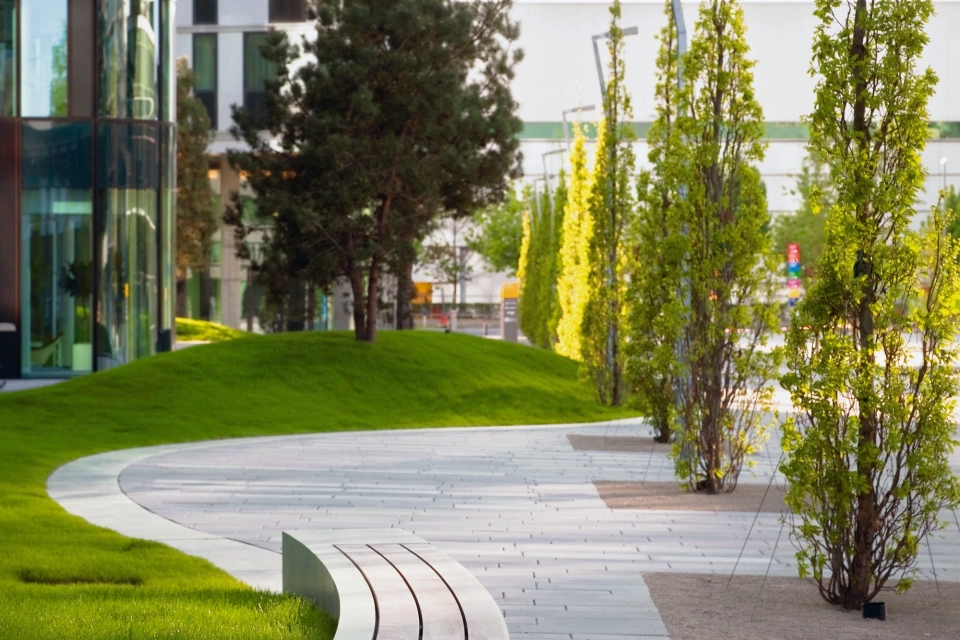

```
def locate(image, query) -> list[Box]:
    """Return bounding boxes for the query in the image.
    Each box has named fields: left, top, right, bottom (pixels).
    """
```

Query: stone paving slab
left=48, top=417, right=960, bottom=640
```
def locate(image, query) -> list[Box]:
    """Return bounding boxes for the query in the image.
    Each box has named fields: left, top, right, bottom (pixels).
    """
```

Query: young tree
left=780, top=0, right=960, bottom=609
left=468, top=185, right=527, bottom=277
left=175, top=58, right=217, bottom=318
left=229, top=0, right=523, bottom=342
left=555, top=128, right=592, bottom=362
left=772, top=149, right=834, bottom=281
left=517, top=176, right=566, bottom=349
left=625, top=1, right=684, bottom=442
left=577, top=0, right=636, bottom=406
left=669, top=0, right=780, bottom=492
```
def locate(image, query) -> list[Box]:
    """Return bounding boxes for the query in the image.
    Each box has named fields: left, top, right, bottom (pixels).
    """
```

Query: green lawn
left=175, top=317, right=249, bottom=342
left=0, top=331, right=631, bottom=639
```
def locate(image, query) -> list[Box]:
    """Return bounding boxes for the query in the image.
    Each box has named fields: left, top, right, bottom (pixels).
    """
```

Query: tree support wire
left=728, top=451, right=784, bottom=588
left=751, top=519, right=785, bottom=622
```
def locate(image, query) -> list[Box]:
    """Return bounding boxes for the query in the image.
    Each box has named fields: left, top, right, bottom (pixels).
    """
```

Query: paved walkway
left=49, top=420, right=960, bottom=640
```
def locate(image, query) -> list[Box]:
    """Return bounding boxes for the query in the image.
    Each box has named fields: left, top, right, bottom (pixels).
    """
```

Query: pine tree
left=669, top=0, right=780, bottom=493
left=578, top=0, right=635, bottom=406
left=555, top=127, right=593, bottom=362
left=780, top=0, right=960, bottom=609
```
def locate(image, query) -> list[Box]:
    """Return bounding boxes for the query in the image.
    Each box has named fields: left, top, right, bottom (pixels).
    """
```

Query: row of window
left=194, top=0, right=307, bottom=26
left=193, top=32, right=277, bottom=130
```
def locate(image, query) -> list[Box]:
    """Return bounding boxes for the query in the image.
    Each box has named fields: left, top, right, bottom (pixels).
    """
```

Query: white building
left=177, top=0, right=960, bottom=324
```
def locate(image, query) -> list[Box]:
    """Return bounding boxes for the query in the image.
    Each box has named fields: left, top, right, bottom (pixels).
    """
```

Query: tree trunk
left=395, top=257, right=414, bottom=330
left=349, top=269, right=367, bottom=341
left=199, top=269, right=212, bottom=321
left=365, top=253, right=381, bottom=343
left=306, top=283, right=316, bottom=331
left=176, top=277, right=187, bottom=318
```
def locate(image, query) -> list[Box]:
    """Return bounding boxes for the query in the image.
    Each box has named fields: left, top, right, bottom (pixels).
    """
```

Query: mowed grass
left=0, top=331, right=632, bottom=639
left=175, top=317, right=249, bottom=342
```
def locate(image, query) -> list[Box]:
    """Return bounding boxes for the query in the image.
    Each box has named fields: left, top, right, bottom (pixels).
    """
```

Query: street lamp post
left=591, top=26, right=639, bottom=101
left=941, top=157, right=948, bottom=191
left=245, top=239, right=264, bottom=333
left=561, top=105, right=596, bottom=151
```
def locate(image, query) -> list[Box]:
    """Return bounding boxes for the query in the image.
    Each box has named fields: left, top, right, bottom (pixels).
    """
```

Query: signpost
left=787, top=243, right=801, bottom=307
left=500, top=282, right=519, bottom=342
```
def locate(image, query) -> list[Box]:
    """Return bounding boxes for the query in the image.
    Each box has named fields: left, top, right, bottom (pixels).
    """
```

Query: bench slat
left=372, top=544, right=466, bottom=640
left=338, top=544, right=420, bottom=640
left=403, top=543, right=510, bottom=640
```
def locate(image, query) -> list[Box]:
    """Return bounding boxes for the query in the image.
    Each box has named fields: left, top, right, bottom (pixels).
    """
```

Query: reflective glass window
left=270, top=0, right=305, bottom=23
left=21, top=0, right=68, bottom=117
left=21, top=122, right=94, bottom=376
left=99, top=0, right=160, bottom=119
left=97, top=122, right=159, bottom=370
left=193, top=33, right=217, bottom=129
left=161, top=0, right=176, bottom=121
left=244, top=33, right=277, bottom=120
left=0, top=0, right=14, bottom=116
left=160, top=125, right=175, bottom=333
left=193, top=0, right=216, bottom=25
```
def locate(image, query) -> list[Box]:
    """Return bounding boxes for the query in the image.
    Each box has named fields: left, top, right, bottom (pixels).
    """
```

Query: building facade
left=0, top=0, right=177, bottom=378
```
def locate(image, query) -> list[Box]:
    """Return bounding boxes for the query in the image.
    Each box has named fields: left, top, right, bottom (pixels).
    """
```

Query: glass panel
left=270, top=0, right=305, bottom=23
left=21, top=122, right=94, bottom=377
left=0, top=0, right=14, bottom=116
left=160, top=125, right=175, bottom=333
left=161, top=0, right=176, bottom=122
left=193, top=33, right=217, bottom=129
left=21, top=0, right=68, bottom=117
left=193, top=0, right=216, bottom=25
left=97, top=122, right=159, bottom=370
left=99, top=0, right=159, bottom=119
left=244, top=32, right=276, bottom=119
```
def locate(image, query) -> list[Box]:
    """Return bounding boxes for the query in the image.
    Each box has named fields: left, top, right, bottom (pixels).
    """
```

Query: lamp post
left=591, top=26, right=639, bottom=101
left=561, top=104, right=596, bottom=151
left=245, top=239, right=264, bottom=333
left=941, top=157, right=948, bottom=191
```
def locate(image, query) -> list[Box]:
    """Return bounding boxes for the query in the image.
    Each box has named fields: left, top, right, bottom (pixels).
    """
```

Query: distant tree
left=517, top=175, right=565, bottom=349
left=773, top=150, right=834, bottom=281
left=944, top=186, right=960, bottom=246
left=175, top=58, right=217, bottom=318
left=781, top=0, right=960, bottom=610
left=467, top=185, right=526, bottom=277
left=228, top=0, right=523, bottom=343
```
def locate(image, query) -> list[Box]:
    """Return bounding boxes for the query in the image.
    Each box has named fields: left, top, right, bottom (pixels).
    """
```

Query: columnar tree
left=229, top=0, right=522, bottom=342
left=669, top=0, right=780, bottom=492
left=518, top=174, right=566, bottom=349
left=555, top=127, right=592, bottom=361
left=780, top=0, right=960, bottom=609
left=578, top=0, right=635, bottom=406
left=625, top=1, right=684, bottom=442
left=175, top=58, right=217, bottom=318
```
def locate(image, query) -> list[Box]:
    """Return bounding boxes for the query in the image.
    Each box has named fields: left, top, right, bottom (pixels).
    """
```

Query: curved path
left=49, top=420, right=960, bottom=640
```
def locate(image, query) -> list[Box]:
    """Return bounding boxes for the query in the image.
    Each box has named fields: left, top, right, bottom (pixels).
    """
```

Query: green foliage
left=664, top=0, right=781, bottom=492
left=0, top=332, right=630, bottom=639
left=555, top=128, right=593, bottom=362
left=772, top=149, right=834, bottom=281
left=176, top=59, right=218, bottom=279
left=49, top=21, right=67, bottom=117
left=780, top=0, right=960, bottom=610
left=624, top=1, right=684, bottom=442
left=228, top=0, right=522, bottom=343
left=175, top=318, right=249, bottom=342
left=518, top=176, right=566, bottom=349
left=467, top=186, right=526, bottom=276
left=944, top=186, right=960, bottom=246
left=576, top=0, right=636, bottom=406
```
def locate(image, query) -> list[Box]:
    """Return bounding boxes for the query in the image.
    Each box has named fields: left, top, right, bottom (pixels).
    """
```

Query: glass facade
left=0, top=0, right=14, bottom=116
left=193, top=0, right=215, bottom=25
left=269, top=0, right=305, bottom=23
left=21, top=0, right=68, bottom=117
left=193, top=33, right=216, bottom=129
left=244, top=33, right=276, bottom=120
left=0, top=1, right=176, bottom=378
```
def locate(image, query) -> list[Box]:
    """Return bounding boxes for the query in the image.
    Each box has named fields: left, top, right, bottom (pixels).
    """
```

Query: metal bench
left=283, top=530, right=509, bottom=640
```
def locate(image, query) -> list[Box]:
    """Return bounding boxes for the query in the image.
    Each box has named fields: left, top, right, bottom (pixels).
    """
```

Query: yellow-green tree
left=578, top=0, right=635, bottom=406
left=781, top=0, right=960, bottom=609
left=555, top=128, right=592, bottom=361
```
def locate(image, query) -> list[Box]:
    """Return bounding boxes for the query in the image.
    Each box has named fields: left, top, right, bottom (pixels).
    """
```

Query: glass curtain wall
left=99, top=0, right=159, bottom=119
left=193, top=33, right=216, bottom=128
left=0, top=0, right=14, bottom=116
left=21, top=0, right=68, bottom=117
left=97, top=122, right=159, bottom=370
left=243, top=33, right=276, bottom=119
left=21, top=122, right=94, bottom=376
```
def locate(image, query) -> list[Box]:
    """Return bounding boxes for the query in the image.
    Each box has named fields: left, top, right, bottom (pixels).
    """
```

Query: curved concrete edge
left=46, top=419, right=642, bottom=594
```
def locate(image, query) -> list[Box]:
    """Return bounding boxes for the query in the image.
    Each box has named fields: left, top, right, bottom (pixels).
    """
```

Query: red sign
left=787, top=243, right=800, bottom=263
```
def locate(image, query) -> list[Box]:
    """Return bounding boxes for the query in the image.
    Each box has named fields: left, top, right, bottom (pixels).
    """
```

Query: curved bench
left=283, top=530, right=509, bottom=640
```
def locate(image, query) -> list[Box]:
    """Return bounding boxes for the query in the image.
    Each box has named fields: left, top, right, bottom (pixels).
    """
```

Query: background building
left=0, top=0, right=177, bottom=379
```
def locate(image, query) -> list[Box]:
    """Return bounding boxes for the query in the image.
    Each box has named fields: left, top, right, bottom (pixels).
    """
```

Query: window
left=193, top=33, right=217, bottom=129
left=21, top=0, right=68, bottom=117
left=98, top=0, right=159, bottom=119
left=243, top=33, right=277, bottom=120
left=193, top=0, right=217, bottom=25
left=0, top=0, right=14, bottom=116
left=269, top=0, right=306, bottom=23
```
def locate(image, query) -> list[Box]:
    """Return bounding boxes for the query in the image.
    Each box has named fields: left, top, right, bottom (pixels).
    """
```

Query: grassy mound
left=175, top=318, right=249, bottom=342
left=0, top=331, right=631, bottom=639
